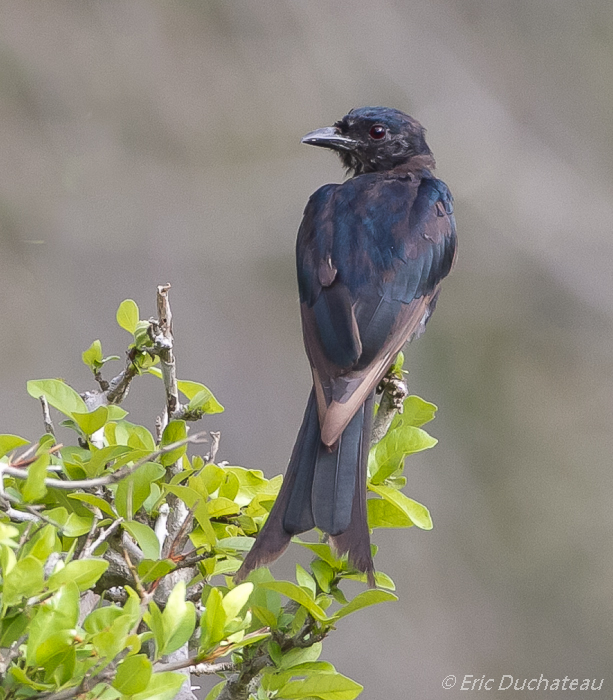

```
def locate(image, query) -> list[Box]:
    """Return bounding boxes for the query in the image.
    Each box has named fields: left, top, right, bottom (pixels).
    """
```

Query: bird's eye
left=369, top=124, right=386, bottom=140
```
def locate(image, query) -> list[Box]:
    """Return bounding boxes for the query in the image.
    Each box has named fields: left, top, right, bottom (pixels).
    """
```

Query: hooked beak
left=301, top=126, right=357, bottom=151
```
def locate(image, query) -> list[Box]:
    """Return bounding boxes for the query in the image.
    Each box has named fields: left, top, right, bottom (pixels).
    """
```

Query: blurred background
left=1, top=1, right=612, bottom=697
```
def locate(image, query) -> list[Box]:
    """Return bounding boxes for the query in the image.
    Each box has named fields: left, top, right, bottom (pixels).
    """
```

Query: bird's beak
left=301, top=126, right=357, bottom=151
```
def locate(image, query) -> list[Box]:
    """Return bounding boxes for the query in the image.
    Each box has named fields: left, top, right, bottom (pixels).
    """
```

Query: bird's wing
left=297, top=174, right=457, bottom=445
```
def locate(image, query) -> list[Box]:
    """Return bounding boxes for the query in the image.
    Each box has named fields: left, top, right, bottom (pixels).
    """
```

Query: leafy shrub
left=0, top=289, right=438, bottom=700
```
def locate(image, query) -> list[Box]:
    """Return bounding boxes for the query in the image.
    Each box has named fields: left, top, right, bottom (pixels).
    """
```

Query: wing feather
left=297, top=171, right=457, bottom=446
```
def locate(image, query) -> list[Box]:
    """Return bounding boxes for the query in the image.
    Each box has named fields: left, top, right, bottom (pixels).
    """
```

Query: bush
left=0, top=286, right=439, bottom=700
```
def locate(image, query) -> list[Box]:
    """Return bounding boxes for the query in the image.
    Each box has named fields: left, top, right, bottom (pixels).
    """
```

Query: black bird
left=237, top=107, right=457, bottom=585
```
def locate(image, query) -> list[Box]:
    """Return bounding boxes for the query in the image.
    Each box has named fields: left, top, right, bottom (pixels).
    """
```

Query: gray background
left=1, top=2, right=612, bottom=698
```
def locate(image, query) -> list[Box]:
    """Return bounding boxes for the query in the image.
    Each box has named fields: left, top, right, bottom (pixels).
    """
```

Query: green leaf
left=215, top=536, right=254, bottom=552
left=222, top=582, right=253, bottom=619
left=367, top=498, right=414, bottom=528
left=91, top=613, right=134, bottom=661
left=251, top=605, right=278, bottom=628
left=166, top=485, right=216, bottom=546
left=311, top=560, right=334, bottom=594
left=148, top=368, right=224, bottom=414
left=47, top=558, right=109, bottom=592
left=3, top=556, right=44, bottom=606
left=187, top=388, right=224, bottom=415
left=133, top=319, right=153, bottom=348
left=25, top=584, right=79, bottom=666
left=82, top=444, right=135, bottom=477
left=396, top=395, right=438, bottom=428
left=0, top=609, right=29, bottom=647
left=200, top=463, right=225, bottom=494
left=207, top=496, right=240, bottom=518
left=113, top=654, right=152, bottom=695
left=295, top=541, right=342, bottom=569
left=368, top=483, right=433, bottom=530
left=84, top=605, right=126, bottom=635
left=279, top=642, right=323, bottom=670
left=334, top=590, right=397, bottom=621
left=279, top=672, right=363, bottom=699
left=341, top=570, right=396, bottom=590
left=225, top=631, right=270, bottom=652
left=0, top=523, right=19, bottom=549
left=122, top=521, right=160, bottom=559
left=0, top=434, right=29, bottom=459
left=116, top=299, right=139, bottom=334
left=162, top=581, right=196, bottom=655
left=296, top=565, right=316, bottom=596
left=82, top=339, right=104, bottom=369
left=71, top=406, right=109, bottom=435
left=127, top=425, right=156, bottom=452
left=205, top=681, right=225, bottom=700
left=68, top=493, right=117, bottom=518
left=23, top=451, right=49, bottom=502
left=200, top=587, right=227, bottom=650
left=259, top=581, right=329, bottom=622
left=27, top=379, right=87, bottom=416
left=129, top=671, right=186, bottom=700
left=63, top=512, right=95, bottom=538
left=138, top=559, right=176, bottom=584
left=143, top=601, right=165, bottom=659
left=36, top=630, right=76, bottom=685
left=25, top=524, right=58, bottom=563
left=369, top=425, right=437, bottom=484
left=106, top=404, right=128, bottom=421
left=116, top=462, right=165, bottom=519
left=160, top=420, right=187, bottom=467
left=8, top=666, right=54, bottom=691
left=219, top=471, right=239, bottom=500
left=390, top=350, right=405, bottom=376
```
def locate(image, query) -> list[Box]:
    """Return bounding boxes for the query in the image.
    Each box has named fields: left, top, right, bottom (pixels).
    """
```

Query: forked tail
left=236, top=390, right=375, bottom=585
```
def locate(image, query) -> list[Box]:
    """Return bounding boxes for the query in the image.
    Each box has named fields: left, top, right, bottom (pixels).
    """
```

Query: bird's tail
left=236, top=389, right=375, bottom=585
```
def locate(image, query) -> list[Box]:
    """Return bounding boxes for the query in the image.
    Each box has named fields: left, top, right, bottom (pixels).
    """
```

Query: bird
left=237, top=107, right=457, bottom=585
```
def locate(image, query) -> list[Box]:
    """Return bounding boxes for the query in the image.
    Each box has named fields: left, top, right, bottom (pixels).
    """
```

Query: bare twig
left=156, top=657, right=236, bottom=675
left=39, top=396, right=55, bottom=437
left=9, top=443, right=63, bottom=468
left=167, top=504, right=196, bottom=559
left=1, top=493, right=65, bottom=529
left=0, top=634, right=27, bottom=676
left=154, top=502, right=170, bottom=549
left=209, top=431, right=221, bottom=464
left=150, top=283, right=180, bottom=424
left=80, top=517, right=123, bottom=560
left=77, top=511, right=101, bottom=559
left=122, top=547, right=147, bottom=600
left=0, top=432, right=207, bottom=491
left=105, top=347, right=141, bottom=405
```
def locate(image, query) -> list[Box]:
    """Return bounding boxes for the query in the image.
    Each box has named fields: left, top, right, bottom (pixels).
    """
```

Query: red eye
left=369, top=124, right=386, bottom=140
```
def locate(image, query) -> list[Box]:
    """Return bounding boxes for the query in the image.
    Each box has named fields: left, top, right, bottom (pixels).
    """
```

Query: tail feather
left=311, top=401, right=363, bottom=535
left=236, top=390, right=319, bottom=581
left=236, top=389, right=375, bottom=584
left=329, top=392, right=375, bottom=586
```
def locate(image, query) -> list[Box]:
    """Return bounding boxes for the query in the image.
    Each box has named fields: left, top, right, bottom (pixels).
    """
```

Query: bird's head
left=301, top=107, right=433, bottom=176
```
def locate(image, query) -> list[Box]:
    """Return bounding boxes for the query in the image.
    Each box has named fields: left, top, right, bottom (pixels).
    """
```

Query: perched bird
left=237, top=107, right=456, bottom=585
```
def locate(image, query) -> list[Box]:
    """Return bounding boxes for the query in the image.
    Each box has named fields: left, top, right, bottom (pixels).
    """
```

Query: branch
left=0, top=432, right=207, bottom=491
left=105, top=347, right=140, bottom=405
left=0, top=493, right=65, bottom=529
left=371, top=371, right=408, bottom=443
left=39, top=396, right=55, bottom=437
left=156, top=656, right=235, bottom=675
left=150, top=283, right=180, bottom=424
left=0, top=634, right=27, bottom=676
left=80, top=517, right=123, bottom=560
